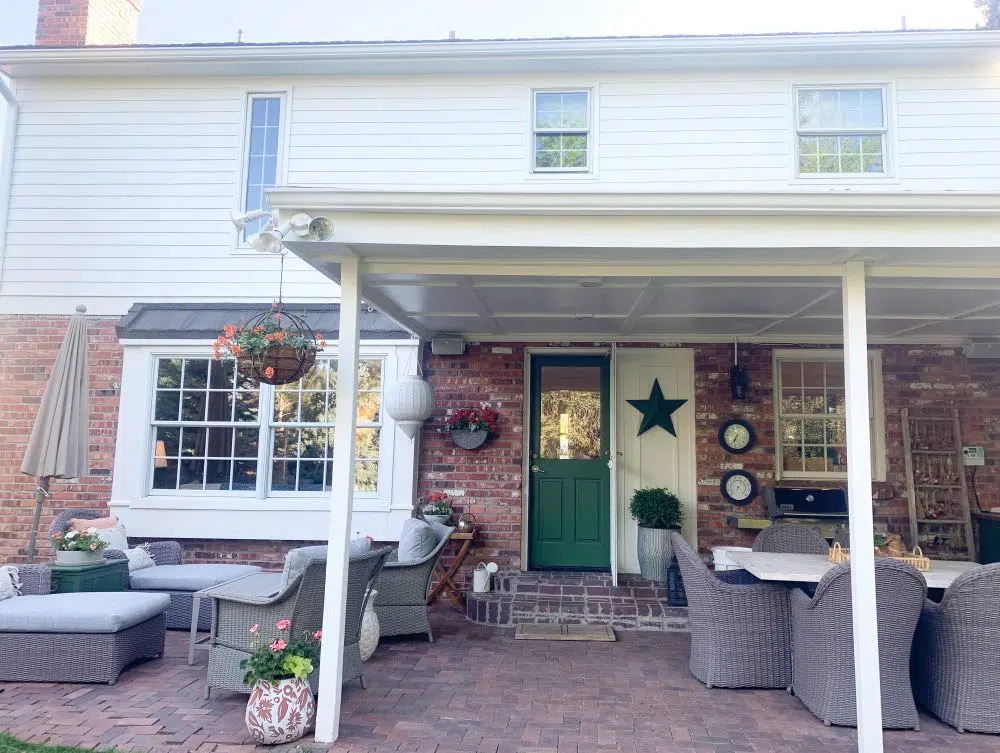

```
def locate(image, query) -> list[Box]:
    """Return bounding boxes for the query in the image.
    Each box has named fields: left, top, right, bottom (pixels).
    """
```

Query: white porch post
left=315, top=256, right=362, bottom=744
left=841, top=261, right=883, bottom=753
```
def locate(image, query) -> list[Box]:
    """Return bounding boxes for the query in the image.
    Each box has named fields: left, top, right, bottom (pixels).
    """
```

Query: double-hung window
left=241, top=94, right=285, bottom=240
left=796, top=87, right=888, bottom=177
left=532, top=90, right=591, bottom=172
left=773, top=349, right=886, bottom=481
left=150, top=356, right=383, bottom=496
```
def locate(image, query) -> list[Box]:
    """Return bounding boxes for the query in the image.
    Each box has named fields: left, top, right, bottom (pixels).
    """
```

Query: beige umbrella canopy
left=20, top=305, right=90, bottom=563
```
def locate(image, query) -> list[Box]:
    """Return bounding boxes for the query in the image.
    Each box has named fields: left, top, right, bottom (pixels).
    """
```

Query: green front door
left=528, top=355, right=611, bottom=570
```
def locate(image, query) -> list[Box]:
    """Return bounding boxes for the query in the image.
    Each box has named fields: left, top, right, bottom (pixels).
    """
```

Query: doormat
left=514, top=624, right=616, bottom=641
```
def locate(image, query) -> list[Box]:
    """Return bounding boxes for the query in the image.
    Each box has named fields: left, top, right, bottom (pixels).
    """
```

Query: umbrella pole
left=25, top=477, right=50, bottom=564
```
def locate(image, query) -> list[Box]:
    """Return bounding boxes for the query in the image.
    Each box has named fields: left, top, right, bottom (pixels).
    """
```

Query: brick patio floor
left=1, top=608, right=997, bottom=753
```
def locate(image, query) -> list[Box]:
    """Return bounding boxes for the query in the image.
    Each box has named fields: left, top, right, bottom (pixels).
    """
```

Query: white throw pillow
left=0, top=566, right=21, bottom=601
left=125, top=545, right=155, bottom=572
left=96, top=523, right=128, bottom=552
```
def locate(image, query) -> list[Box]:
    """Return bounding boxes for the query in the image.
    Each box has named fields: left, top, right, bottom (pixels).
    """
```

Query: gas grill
left=762, top=486, right=849, bottom=540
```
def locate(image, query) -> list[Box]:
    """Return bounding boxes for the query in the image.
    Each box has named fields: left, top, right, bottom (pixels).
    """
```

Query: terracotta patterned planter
left=245, top=678, right=316, bottom=745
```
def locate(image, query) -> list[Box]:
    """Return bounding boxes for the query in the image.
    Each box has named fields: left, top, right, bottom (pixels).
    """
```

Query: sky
left=0, top=0, right=986, bottom=46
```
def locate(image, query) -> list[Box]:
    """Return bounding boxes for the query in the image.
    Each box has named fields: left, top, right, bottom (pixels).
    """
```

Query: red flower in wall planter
left=443, top=405, right=500, bottom=450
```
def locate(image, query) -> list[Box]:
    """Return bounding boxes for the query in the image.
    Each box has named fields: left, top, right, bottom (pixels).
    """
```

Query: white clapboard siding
left=5, top=64, right=1000, bottom=314
left=3, top=78, right=337, bottom=316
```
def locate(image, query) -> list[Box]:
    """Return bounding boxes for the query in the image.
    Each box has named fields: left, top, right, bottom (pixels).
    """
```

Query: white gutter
left=267, top=187, right=1000, bottom=218
left=1, top=29, right=999, bottom=77
left=0, top=74, right=17, bottom=291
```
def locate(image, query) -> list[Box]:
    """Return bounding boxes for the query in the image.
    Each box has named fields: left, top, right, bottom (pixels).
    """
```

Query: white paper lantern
left=384, top=374, right=434, bottom=439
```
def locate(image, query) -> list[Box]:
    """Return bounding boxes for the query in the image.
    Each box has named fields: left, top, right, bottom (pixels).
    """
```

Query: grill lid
left=763, top=486, right=848, bottom=518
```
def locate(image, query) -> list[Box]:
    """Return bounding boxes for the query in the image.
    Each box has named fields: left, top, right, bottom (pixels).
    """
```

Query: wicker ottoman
left=0, top=590, right=170, bottom=684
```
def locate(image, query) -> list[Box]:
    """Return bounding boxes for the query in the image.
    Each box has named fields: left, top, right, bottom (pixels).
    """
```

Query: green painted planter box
left=47, top=559, right=129, bottom=594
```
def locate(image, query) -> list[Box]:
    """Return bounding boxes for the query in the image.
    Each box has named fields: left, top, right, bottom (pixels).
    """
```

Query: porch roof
left=267, top=188, right=1000, bottom=345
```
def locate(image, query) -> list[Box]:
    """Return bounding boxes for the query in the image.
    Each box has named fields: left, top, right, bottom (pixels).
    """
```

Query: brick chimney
left=36, top=0, right=143, bottom=46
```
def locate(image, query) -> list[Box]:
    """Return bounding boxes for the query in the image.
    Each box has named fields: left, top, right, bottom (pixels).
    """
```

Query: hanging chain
left=277, top=250, right=287, bottom=308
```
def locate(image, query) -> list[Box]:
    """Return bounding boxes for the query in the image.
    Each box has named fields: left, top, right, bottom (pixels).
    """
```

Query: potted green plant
left=421, top=491, right=453, bottom=525
left=629, top=487, right=683, bottom=582
left=50, top=527, right=108, bottom=565
left=242, top=619, right=322, bottom=745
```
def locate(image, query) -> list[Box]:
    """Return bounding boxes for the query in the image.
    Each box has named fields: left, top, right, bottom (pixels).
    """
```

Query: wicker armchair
left=912, top=563, right=1000, bottom=733
left=790, top=558, right=925, bottom=729
left=205, top=547, right=390, bottom=697
left=671, top=532, right=793, bottom=689
left=375, top=525, right=454, bottom=642
left=753, top=523, right=830, bottom=555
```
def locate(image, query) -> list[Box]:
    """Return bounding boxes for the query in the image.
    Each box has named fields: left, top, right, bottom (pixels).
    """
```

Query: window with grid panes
left=270, top=359, right=382, bottom=494
left=796, top=87, right=887, bottom=176
left=150, top=357, right=383, bottom=495
left=241, top=94, right=283, bottom=240
left=532, top=90, right=590, bottom=171
left=773, top=351, right=885, bottom=480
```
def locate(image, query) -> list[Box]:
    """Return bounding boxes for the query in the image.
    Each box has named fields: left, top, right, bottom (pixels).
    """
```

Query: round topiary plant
left=629, top=487, right=683, bottom=530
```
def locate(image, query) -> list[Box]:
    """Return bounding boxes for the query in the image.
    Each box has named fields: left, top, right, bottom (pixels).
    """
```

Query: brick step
left=465, top=590, right=689, bottom=632
left=491, top=569, right=682, bottom=602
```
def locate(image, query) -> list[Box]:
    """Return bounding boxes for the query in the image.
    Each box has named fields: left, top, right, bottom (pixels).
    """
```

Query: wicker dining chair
left=753, top=523, right=830, bottom=555
left=790, top=558, right=926, bottom=729
left=671, top=532, right=793, bottom=689
left=205, top=547, right=391, bottom=697
left=912, top=563, right=1000, bottom=733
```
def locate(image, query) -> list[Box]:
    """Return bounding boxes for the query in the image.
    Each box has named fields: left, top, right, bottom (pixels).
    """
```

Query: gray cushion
left=398, top=518, right=437, bottom=562
left=278, top=539, right=370, bottom=590
left=0, top=592, right=170, bottom=633
left=426, top=520, right=452, bottom=544
left=128, top=563, right=261, bottom=592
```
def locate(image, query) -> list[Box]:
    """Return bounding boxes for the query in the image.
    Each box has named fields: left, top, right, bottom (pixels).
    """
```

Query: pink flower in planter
left=275, top=619, right=291, bottom=631
left=89, top=543, right=98, bottom=551
left=269, top=639, right=287, bottom=652
left=249, top=624, right=259, bottom=634
left=313, top=630, right=322, bottom=640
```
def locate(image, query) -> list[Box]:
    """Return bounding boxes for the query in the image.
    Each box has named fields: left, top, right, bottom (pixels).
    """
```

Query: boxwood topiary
left=629, top=487, right=683, bottom=529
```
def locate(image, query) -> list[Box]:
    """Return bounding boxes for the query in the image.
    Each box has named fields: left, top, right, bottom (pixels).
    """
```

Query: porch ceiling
left=293, top=252, right=1000, bottom=343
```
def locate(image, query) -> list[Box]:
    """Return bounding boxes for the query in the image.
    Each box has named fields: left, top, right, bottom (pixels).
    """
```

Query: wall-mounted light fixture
left=730, top=341, right=748, bottom=401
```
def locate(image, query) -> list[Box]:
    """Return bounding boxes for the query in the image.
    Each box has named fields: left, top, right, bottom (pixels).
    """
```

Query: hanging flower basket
left=443, top=405, right=499, bottom=451
left=214, top=306, right=325, bottom=386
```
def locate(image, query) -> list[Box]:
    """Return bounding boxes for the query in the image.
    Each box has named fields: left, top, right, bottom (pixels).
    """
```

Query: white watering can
left=473, top=561, right=499, bottom=593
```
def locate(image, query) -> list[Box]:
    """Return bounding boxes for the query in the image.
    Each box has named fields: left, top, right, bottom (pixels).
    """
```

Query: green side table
left=47, top=559, right=129, bottom=594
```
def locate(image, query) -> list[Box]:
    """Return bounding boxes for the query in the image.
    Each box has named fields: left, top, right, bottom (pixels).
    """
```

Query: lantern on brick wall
left=730, top=340, right=748, bottom=401
left=384, top=374, right=434, bottom=439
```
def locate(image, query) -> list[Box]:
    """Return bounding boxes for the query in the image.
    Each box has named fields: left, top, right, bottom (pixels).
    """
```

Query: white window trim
left=791, top=83, right=895, bottom=182
left=529, top=87, right=594, bottom=175
left=232, top=90, right=290, bottom=253
left=772, top=348, right=886, bottom=482
left=110, top=340, right=420, bottom=541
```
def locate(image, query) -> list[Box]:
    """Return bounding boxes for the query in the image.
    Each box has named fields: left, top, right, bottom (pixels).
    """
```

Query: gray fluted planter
left=636, top=526, right=678, bottom=582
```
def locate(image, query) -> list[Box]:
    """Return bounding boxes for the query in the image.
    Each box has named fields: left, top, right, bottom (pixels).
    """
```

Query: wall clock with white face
left=720, top=469, right=758, bottom=507
left=719, top=418, right=755, bottom=455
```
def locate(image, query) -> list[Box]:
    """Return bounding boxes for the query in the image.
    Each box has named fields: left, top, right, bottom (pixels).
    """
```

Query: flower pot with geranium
left=421, top=490, right=453, bottom=525
left=444, top=405, right=500, bottom=450
left=214, top=305, right=325, bottom=387
left=51, top=528, right=107, bottom=565
left=241, top=619, right=322, bottom=745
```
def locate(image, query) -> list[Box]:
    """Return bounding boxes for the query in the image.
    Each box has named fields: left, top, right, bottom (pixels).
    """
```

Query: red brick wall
left=35, top=0, right=142, bottom=46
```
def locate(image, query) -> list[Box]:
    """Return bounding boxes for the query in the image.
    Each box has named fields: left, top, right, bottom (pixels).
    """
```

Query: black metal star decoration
left=627, top=379, right=688, bottom=437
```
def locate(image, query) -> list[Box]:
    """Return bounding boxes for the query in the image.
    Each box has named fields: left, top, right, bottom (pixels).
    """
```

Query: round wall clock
left=720, top=469, right=758, bottom=506
left=718, top=418, right=755, bottom=455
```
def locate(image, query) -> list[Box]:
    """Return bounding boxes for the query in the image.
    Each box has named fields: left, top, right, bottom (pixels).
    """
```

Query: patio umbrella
left=20, top=304, right=90, bottom=563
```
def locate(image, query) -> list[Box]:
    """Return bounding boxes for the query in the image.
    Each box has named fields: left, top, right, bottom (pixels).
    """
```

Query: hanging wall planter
left=443, top=406, right=499, bottom=450
left=384, top=374, right=434, bottom=439
left=214, top=306, right=324, bottom=387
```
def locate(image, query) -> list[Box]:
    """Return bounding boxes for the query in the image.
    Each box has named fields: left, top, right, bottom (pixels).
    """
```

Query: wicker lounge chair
left=912, top=562, right=1000, bottom=733
left=0, top=565, right=168, bottom=684
left=205, top=547, right=390, bottom=697
left=753, top=523, right=830, bottom=555
left=49, top=508, right=260, bottom=630
left=670, top=531, right=793, bottom=689
left=790, top=558, right=925, bottom=729
left=375, top=524, right=454, bottom=642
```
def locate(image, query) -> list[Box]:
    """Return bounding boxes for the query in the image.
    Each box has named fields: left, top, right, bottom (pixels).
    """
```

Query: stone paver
left=0, top=609, right=997, bottom=753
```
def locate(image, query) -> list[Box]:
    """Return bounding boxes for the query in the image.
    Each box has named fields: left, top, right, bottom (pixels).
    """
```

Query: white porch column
left=841, top=261, right=883, bottom=753
left=315, top=257, right=362, bottom=744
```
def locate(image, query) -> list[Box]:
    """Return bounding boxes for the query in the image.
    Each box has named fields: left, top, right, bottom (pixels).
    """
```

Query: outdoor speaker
left=431, top=337, right=465, bottom=355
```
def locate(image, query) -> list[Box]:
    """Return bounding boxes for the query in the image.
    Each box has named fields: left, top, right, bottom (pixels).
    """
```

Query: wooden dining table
left=728, top=550, right=977, bottom=590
